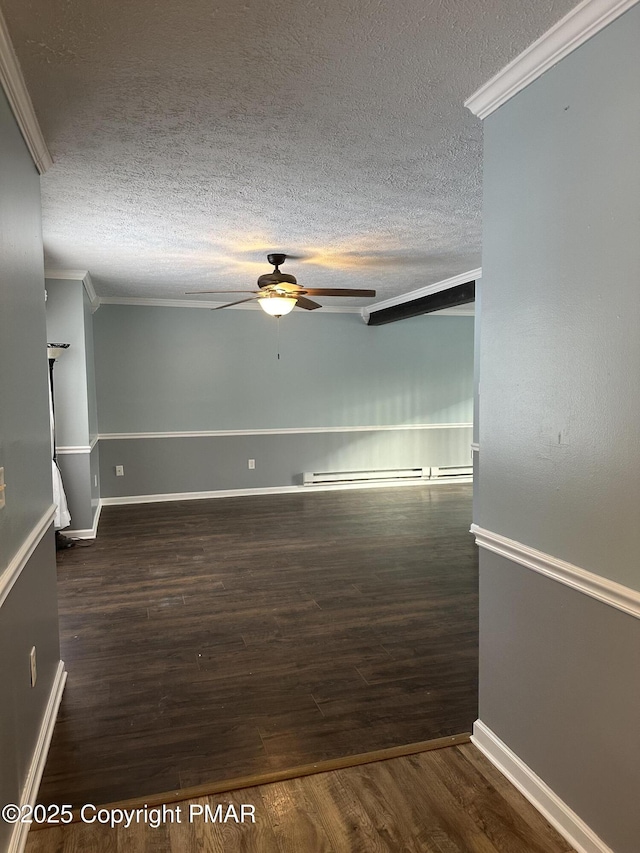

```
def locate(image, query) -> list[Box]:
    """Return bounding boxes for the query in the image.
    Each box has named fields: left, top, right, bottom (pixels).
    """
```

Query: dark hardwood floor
left=28, top=744, right=572, bottom=852
left=39, top=484, right=478, bottom=806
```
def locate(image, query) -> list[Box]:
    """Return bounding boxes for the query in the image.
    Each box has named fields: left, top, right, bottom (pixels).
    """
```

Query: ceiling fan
left=186, top=253, right=376, bottom=317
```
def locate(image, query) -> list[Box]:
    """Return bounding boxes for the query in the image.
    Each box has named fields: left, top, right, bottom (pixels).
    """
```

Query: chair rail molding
left=0, top=505, right=56, bottom=609
left=465, top=0, right=640, bottom=119
left=99, top=423, right=472, bottom=440
left=471, top=523, right=640, bottom=620
left=0, top=7, right=53, bottom=174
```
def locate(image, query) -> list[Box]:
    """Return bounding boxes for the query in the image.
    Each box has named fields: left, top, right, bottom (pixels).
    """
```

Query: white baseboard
left=65, top=500, right=102, bottom=539
left=471, top=721, right=614, bottom=853
left=9, top=661, right=67, bottom=853
left=101, top=477, right=472, bottom=506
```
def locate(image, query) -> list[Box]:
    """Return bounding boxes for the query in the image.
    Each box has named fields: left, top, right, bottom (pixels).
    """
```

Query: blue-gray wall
left=0, top=89, right=61, bottom=851
left=45, top=279, right=100, bottom=531
left=94, top=306, right=474, bottom=498
left=45, top=280, right=89, bottom=448
left=478, top=6, right=640, bottom=852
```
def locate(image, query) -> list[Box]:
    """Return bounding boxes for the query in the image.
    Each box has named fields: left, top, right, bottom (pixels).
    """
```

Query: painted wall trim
left=8, top=661, right=67, bottom=853
left=56, top=436, right=98, bottom=455
left=472, top=721, right=614, bottom=853
left=0, top=8, right=53, bottom=174
left=99, top=423, right=473, bottom=441
left=465, top=0, right=639, bottom=119
left=98, top=296, right=363, bottom=314
left=65, top=501, right=102, bottom=540
left=45, top=269, right=100, bottom=312
left=471, top=523, right=640, bottom=620
left=0, top=505, right=56, bottom=609
left=362, top=268, right=482, bottom=321
left=101, top=477, right=472, bottom=507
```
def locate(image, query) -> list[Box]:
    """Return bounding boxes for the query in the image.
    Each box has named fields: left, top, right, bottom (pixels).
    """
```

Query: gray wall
left=0, top=90, right=61, bottom=851
left=478, top=6, right=640, bottom=852
left=99, top=428, right=471, bottom=498
left=95, top=307, right=474, bottom=431
left=45, top=279, right=100, bottom=530
left=45, top=279, right=89, bottom=449
left=472, top=281, right=480, bottom=523
left=84, top=290, right=99, bottom=444
left=95, top=306, right=474, bottom=497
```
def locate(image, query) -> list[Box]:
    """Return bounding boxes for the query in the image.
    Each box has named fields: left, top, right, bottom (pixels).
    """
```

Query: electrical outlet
left=29, top=646, right=37, bottom=687
left=0, top=467, right=5, bottom=510
left=115, top=465, right=124, bottom=477
left=248, top=459, right=255, bottom=470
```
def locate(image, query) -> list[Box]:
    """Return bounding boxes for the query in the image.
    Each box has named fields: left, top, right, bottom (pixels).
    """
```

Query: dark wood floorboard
left=39, top=484, right=478, bottom=806
left=27, top=745, right=573, bottom=852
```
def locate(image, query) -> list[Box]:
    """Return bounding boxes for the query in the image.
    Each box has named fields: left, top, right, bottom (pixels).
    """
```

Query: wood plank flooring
left=27, top=744, right=573, bottom=852
left=40, top=484, right=478, bottom=807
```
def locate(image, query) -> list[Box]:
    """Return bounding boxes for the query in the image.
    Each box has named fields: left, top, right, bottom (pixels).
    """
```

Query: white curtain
left=49, top=362, right=71, bottom=530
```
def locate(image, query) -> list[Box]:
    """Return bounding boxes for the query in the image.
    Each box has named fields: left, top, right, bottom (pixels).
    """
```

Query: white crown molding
left=0, top=505, right=55, bottom=609
left=0, top=8, right=53, bottom=175
left=8, top=661, right=67, bottom=853
left=98, top=423, right=472, bottom=440
left=98, top=296, right=362, bottom=314
left=471, top=523, right=640, bottom=620
left=45, top=269, right=100, bottom=312
left=472, top=721, right=614, bottom=853
left=362, top=267, right=481, bottom=322
left=465, top=0, right=639, bottom=119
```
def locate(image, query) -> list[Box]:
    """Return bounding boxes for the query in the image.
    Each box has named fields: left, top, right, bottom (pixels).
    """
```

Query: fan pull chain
left=277, top=317, right=280, bottom=360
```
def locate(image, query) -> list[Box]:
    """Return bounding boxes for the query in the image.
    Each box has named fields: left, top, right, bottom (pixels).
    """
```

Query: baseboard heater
left=303, top=466, right=472, bottom=486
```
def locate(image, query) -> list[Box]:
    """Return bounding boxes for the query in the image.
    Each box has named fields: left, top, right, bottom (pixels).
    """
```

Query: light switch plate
left=0, top=467, right=5, bottom=510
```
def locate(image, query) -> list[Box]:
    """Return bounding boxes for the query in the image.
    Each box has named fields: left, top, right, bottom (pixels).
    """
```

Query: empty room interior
left=1, top=1, right=639, bottom=852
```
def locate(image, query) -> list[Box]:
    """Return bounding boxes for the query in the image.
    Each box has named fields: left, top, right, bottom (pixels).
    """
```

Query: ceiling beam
left=365, top=280, right=475, bottom=326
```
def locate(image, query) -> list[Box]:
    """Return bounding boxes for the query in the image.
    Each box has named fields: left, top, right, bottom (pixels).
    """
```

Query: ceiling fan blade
left=300, top=288, right=376, bottom=297
left=186, top=290, right=259, bottom=294
left=295, top=296, right=322, bottom=310
left=211, top=297, right=259, bottom=310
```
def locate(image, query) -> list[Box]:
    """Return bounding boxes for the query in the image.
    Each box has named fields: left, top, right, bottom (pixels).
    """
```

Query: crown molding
left=465, top=0, right=640, bottom=119
left=44, top=269, right=100, bottom=312
left=362, top=268, right=481, bottom=322
left=0, top=7, right=52, bottom=174
left=98, top=296, right=362, bottom=313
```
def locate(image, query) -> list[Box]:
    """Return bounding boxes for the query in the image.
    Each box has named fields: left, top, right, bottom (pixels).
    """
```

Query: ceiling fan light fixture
left=259, top=295, right=297, bottom=317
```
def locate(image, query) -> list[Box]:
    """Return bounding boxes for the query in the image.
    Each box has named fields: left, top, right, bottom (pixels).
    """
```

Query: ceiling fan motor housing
left=257, top=271, right=298, bottom=289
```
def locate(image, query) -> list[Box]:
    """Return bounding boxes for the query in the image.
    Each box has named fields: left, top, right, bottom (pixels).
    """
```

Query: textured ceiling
left=3, top=0, right=576, bottom=305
